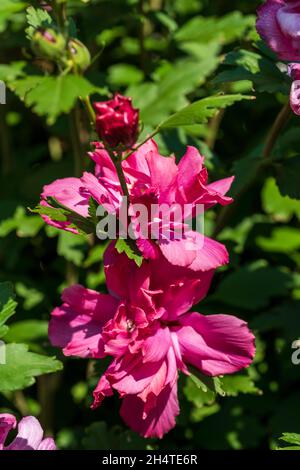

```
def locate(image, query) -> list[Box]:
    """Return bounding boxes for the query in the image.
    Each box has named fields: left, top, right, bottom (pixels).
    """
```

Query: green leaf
left=13, top=75, right=102, bottom=124
left=262, top=178, right=300, bottom=222
left=0, top=61, right=26, bottom=82
left=25, top=6, right=53, bottom=39
left=279, top=433, right=300, bottom=445
left=220, top=374, right=261, bottom=397
left=108, top=64, right=144, bottom=87
left=128, top=56, right=219, bottom=127
left=0, top=343, right=62, bottom=392
left=175, top=12, right=255, bottom=44
left=57, top=231, right=87, bottom=267
left=159, top=94, right=253, bottom=130
left=31, top=197, right=95, bottom=235
left=0, top=282, right=17, bottom=339
left=0, top=1, right=27, bottom=33
left=214, top=50, right=290, bottom=95
left=115, top=239, right=143, bottom=267
left=276, top=157, right=300, bottom=200
left=213, top=263, right=293, bottom=310
left=5, top=320, right=48, bottom=343
left=0, top=206, right=44, bottom=238
left=256, top=227, right=300, bottom=254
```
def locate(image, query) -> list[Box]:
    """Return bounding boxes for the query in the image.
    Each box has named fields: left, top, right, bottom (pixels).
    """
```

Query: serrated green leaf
left=159, top=94, right=253, bottom=130
left=115, top=239, right=143, bottom=267
left=220, top=374, right=261, bottom=397
left=25, top=6, right=53, bottom=40
left=15, top=75, right=102, bottom=124
left=0, top=343, right=62, bottom=392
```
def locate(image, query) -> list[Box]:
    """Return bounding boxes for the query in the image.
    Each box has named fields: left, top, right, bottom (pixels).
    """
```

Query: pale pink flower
left=49, top=245, right=255, bottom=439
left=0, top=414, right=56, bottom=450
left=41, top=140, right=234, bottom=272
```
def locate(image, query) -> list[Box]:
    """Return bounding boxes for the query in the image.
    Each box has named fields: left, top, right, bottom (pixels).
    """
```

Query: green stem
left=123, top=129, right=159, bottom=160
left=263, top=102, right=291, bottom=159
left=81, top=95, right=96, bottom=129
left=69, top=103, right=83, bottom=177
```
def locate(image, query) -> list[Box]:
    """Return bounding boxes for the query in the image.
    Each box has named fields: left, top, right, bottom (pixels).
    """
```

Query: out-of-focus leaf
left=175, top=12, right=255, bottom=44
left=0, top=206, right=44, bottom=238
left=57, top=231, right=87, bottom=266
left=5, top=320, right=48, bottom=343
left=128, top=57, right=219, bottom=126
left=256, top=227, right=300, bottom=254
left=276, top=157, right=300, bottom=200
left=213, top=262, right=293, bottom=310
left=262, top=178, right=300, bottom=222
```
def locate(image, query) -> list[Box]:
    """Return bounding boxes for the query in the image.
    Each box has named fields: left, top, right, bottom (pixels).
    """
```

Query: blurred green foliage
left=0, top=0, right=300, bottom=450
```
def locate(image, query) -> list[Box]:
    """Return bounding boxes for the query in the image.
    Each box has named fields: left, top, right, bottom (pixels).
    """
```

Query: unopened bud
left=68, top=38, right=91, bottom=72
left=31, top=28, right=66, bottom=61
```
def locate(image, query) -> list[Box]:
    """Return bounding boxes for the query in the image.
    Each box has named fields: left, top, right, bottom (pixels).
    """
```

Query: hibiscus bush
left=1, top=0, right=300, bottom=451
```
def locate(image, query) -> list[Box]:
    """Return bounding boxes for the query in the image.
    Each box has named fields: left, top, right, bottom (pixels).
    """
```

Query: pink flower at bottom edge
left=0, top=414, right=56, bottom=450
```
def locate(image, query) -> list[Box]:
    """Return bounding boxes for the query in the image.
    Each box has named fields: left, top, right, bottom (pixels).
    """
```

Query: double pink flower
left=49, top=244, right=255, bottom=438
left=41, top=140, right=234, bottom=272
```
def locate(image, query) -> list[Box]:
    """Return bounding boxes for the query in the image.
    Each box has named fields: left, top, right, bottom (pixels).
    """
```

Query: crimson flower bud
left=93, top=94, right=139, bottom=149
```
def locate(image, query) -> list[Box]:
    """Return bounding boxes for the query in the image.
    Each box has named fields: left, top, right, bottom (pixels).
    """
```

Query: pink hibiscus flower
left=0, top=414, right=56, bottom=450
left=41, top=140, right=234, bottom=272
left=256, top=0, right=300, bottom=62
left=49, top=244, right=255, bottom=439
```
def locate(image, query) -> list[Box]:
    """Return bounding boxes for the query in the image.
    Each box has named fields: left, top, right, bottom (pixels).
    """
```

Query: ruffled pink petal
left=7, top=416, right=44, bottom=450
left=176, top=312, right=255, bottom=376
left=120, top=382, right=179, bottom=439
left=49, top=284, right=119, bottom=358
left=142, top=327, right=171, bottom=363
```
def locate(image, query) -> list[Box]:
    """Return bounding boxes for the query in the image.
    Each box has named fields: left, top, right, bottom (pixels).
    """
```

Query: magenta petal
left=176, top=312, right=255, bottom=376
left=256, top=0, right=300, bottom=61
left=120, top=382, right=179, bottom=439
left=187, top=233, right=229, bottom=272
left=142, top=327, right=171, bottom=363
left=177, top=146, right=204, bottom=190
left=0, top=414, right=16, bottom=449
left=159, top=237, right=197, bottom=268
left=49, top=284, right=119, bottom=358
